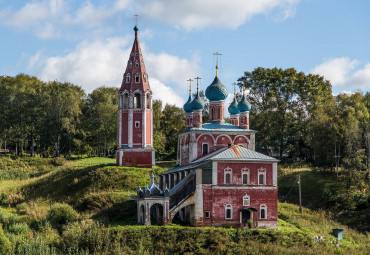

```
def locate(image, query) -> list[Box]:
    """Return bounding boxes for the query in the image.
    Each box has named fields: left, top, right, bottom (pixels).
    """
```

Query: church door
left=241, top=209, right=251, bottom=226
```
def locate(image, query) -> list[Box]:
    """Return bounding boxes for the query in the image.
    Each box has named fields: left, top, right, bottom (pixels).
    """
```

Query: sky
left=1, top=0, right=370, bottom=108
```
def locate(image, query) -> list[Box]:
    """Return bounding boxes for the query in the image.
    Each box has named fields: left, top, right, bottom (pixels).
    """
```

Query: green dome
left=228, top=97, right=240, bottom=115
left=237, top=94, right=251, bottom=112
left=205, top=76, right=228, bottom=101
left=191, top=93, right=204, bottom=111
left=183, top=95, right=193, bottom=113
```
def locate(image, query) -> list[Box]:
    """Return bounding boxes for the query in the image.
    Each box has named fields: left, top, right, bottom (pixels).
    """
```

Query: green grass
left=0, top=156, right=369, bottom=254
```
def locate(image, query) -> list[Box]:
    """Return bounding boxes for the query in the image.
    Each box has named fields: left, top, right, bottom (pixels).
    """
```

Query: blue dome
left=190, top=93, right=204, bottom=110
left=228, top=97, right=240, bottom=115
left=205, top=76, right=228, bottom=101
left=237, top=94, right=251, bottom=112
left=183, top=95, right=193, bottom=113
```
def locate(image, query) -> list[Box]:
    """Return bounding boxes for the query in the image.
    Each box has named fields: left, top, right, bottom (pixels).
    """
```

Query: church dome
left=228, top=97, right=240, bottom=115
left=205, top=76, right=228, bottom=101
left=183, top=95, right=193, bottom=113
left=191, top=93, right=204, bottom=111
left=237, top=94, right=251, bottom=112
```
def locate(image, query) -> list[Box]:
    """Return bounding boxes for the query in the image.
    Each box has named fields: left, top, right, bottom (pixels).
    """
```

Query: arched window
left=129, top=61, right=132, bottom=68
left=241, top=168, right=249, bottom=185
left=123, top=93, right=129, bottom=109
left=146, top=94, right=151, bottom=109
left=260, top=204, right=267, bottom=219
left=224, top=167, right=232, bottom=185
left=202, top=143, right=209, bottom=155
left=135, top=61, right=139, bottom=68
left=134, top=93, right=141, bottom=108
left=126, top=73, right=131, bottom=83
left=135, top=73, right=140, bottom=83
left=225, top=204, right=232, bottom=219
left=143, top=73, right=147, bottom=83
left=258, top=168, right=266, bottom=185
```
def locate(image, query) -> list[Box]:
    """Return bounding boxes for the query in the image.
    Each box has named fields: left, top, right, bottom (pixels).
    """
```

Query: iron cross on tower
left=213, top=52, right=222, bottom=77
left=187, top=79, right=194, bottom=95
left=194, top=77, right=201, bottom=93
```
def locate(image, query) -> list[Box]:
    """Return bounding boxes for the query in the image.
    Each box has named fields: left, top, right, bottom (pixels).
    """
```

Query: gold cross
left=187, top=79, right=194, bottom=95
left=213, top=52, right=222, bottom=77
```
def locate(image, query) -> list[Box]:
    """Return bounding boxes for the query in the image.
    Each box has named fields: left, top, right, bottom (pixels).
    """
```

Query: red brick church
left=117, top=26, right=278, bottom=228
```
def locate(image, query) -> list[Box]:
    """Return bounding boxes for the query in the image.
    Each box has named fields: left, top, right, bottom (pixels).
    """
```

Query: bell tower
left=116, top=24, right=155, bottom=168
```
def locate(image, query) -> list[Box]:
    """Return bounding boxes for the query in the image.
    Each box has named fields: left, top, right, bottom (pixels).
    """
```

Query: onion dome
left=191, top=93, right=204, bottom=111
left=237, top=94, right=251, bottom=112
left=228, top=97, right=240, bottom=115
left=205, top=76, right=228, bottom=101
left=183, top=95, right=193, bottom=113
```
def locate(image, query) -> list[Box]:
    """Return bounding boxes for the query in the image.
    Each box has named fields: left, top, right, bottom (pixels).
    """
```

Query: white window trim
left=224, top=167, right=232, bottom=185
left=260, top=204, right=267, bottom=219
left=135, top=61, right=139, bottom=67
left=126, top=73, right=131, bottom=83
left=258, top=168, right=266, bottom=185
left=241, top=168, right=250, bottom=185
left=135, top=73, right=140, bottom=83
left=225, top=204, right=233, bottom=219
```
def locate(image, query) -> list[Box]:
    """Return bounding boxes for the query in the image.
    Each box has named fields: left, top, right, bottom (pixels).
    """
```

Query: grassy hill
left=0, top=156, right=369, bottom=254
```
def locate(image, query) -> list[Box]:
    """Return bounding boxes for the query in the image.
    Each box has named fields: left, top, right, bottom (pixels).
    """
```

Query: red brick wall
left=217, top=162, right=272, bottom=186
left=196, top=134, right=214, bottom=158
left=122, top=150, right=153, bottom=168
left=146, top=111, right=152, bottom=145
left=121, top=112, right=128, bottom=145
left=133, top=111, right=143, bottom=147
left=202, top=185, right=277, bottom=226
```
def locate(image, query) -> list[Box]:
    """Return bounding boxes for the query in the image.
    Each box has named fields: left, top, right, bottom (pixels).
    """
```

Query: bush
left=0, top=223, right=11, bottom=255
left=8, top=223, right=31, bottom=235
left=16, top=203, right=28, bottom=215
left=47, top=203, right=79, bottom=229
left=51, top=157, right=67, bottom=166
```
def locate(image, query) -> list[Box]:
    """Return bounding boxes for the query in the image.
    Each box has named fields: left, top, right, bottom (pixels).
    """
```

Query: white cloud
left=0, top=0, right=131, bottom=38
left=31, top=36, right=197, bottom=107
left=311, top=57, right=370, bottom=92
left=139, top=0, right=300, bottom=30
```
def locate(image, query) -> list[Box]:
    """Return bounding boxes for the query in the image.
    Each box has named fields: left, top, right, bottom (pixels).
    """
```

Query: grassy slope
left=0, top=157, right=369, bottom=254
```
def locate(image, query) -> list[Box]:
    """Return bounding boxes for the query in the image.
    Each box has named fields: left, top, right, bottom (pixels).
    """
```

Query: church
left=117, top=26, right=279, bottom=228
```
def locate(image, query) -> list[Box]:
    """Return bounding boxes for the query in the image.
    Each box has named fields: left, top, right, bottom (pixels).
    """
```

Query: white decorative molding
left=243, top=194, right=250, bottom=206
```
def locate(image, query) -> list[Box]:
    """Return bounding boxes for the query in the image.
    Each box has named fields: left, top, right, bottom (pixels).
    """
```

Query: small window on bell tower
left=135, top=61, right=139, bottom=68
left=135, top=73, right=140, bottom=83
left=126, top=73, right=131, bottom=83
left=134, top=93, right=141, bottom=108
left=129, top=61, right=132, bottom=68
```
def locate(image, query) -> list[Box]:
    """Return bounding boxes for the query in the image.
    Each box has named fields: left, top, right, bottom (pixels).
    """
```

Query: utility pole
left=298, top=173, right=302, bottom=213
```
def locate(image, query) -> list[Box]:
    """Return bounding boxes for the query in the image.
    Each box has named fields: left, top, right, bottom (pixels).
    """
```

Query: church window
left=126, top=73, right=131, bottom=83
left=225, top=204, right=232, bottom=219
left=134, top=93, right=141, bottom=108
left=135, top=121, right=140, bottom=128
left=260, top=204, right=267, bottom=219
left=202, top=143, right=209, bottom=155
left=143, top=74, right=147, bottom=83
left=205, top=211, right=211, bottom=218
left=146, top=94, right=151, bottom=109
left=135, top=73, right=140, bottom=83
left=135, top=61, right=139, bottom=68
left=217, top=108, right=220, bottom=120
left=243, top=173, right=248, bottom=184
left=258, top=168, right=266, bottom=185
left=129, top=61, right=132, bottom=68
left=242, top=168, right=249, bottom=185
left=224, top=167, right=232, bottom=185
left=123, top=94, right=129, bottom=109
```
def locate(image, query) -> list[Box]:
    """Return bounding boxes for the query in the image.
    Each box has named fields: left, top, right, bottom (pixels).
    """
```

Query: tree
left=238, top=67, right=332, bottom=161
left=84, top=87, right=118, bottom=156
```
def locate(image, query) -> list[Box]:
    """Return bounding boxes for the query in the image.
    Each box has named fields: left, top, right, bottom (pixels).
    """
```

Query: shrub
left=51, top=157, right=67, bottom=166
left=0, top=223, right=11, bottom=255
left=8, top=223, right=31, bottom=235
left=47, top=203, right=79, bottom=229
left=16, top=203, right=28, bottom=215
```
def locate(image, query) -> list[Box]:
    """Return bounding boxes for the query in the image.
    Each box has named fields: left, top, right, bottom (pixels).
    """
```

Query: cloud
left=311, top=57, right=370, bottom=92
left=0, top=0, right=131, bottom=38
left=139, top=0, right=300, bottom=30
left=31, top=36, right=198, bottom=107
